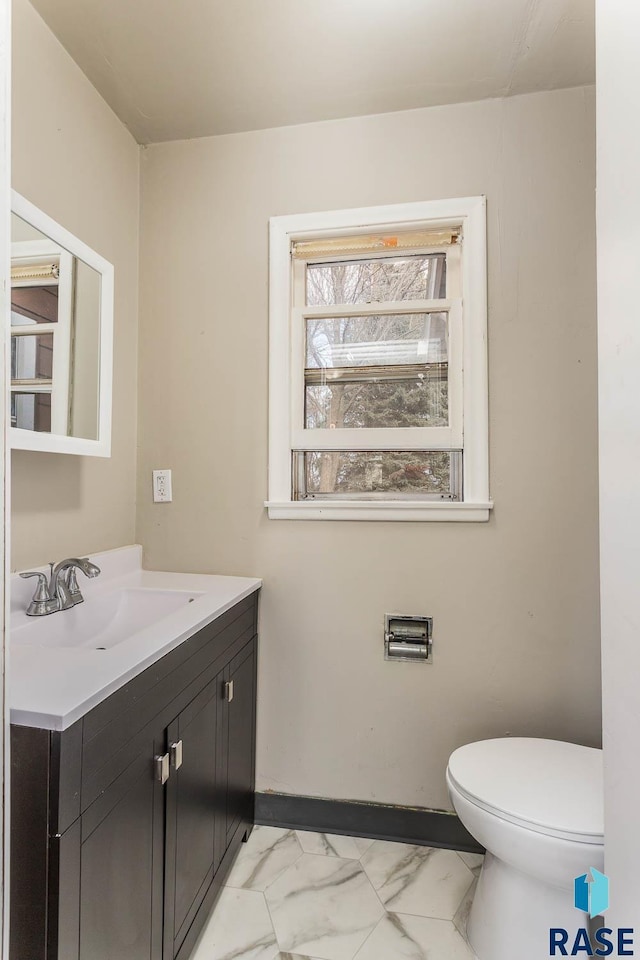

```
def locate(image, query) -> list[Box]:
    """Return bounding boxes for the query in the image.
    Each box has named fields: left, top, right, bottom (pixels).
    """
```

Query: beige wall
left=137, top=86, right=600, bottom=810
left=11, top=0, right=139, bottom=570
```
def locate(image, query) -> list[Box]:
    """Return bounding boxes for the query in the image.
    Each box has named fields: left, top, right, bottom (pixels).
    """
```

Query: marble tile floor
left=191, top=826, right=483, bottom=960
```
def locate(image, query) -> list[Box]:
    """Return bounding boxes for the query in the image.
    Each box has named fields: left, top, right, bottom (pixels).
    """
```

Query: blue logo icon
left=574, top=868, right=609, bottom=919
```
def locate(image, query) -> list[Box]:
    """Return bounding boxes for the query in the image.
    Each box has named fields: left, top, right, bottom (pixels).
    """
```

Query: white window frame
left=267, top=196, right=491, bottom=521
left=10, top=239, right=74, bottom=435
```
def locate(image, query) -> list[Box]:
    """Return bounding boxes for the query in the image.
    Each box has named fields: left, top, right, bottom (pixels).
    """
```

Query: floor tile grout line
left=294, top=831, right=371, bottom=862
left=262, top=847, right=306, bottom=892
left=358, top=861, right=388, bottom=914
left=223, top=838, right=306, bottom=894
left=350, top=912, right=388, bottom=960
left=457, top=874, right=477, bottom=917
left=378, top=905, right=469, bottom=923
left=260, top=888, right=282, bottom=954
left=454, top=849, right=484, bottom=869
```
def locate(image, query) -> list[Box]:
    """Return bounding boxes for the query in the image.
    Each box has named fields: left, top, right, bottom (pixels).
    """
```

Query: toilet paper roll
left=386, top=641, right=427, bottom=660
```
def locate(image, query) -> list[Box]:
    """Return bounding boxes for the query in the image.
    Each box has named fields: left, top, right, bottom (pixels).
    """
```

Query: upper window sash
left=290, top=298, right=463, bottom=450
left=295, top=242, right=460, bottom=304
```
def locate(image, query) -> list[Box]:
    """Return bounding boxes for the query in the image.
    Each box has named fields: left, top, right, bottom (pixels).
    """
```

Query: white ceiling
left=28, top=0, right=595, bottom=144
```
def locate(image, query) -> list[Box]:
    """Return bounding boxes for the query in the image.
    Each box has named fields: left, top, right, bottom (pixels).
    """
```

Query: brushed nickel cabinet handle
left=223, top=680, right=234, bottom=702
left=170, top=740, right=183, bottom=770
left=155, top=753, right=170, bottom=784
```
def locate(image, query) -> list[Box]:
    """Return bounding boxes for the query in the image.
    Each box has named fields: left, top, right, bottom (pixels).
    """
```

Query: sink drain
left=95, top=646, right=106, bottom=650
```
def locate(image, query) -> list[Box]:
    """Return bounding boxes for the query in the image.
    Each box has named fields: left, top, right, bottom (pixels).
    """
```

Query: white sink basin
left=10, top=545, right=261, bottom=730
left=11, top=587, right=205, bottom=650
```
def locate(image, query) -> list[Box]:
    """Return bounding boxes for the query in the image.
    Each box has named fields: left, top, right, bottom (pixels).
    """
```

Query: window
left=267, top=197, right=490, bottom=521
left=10, top=240, right=73, bottom=434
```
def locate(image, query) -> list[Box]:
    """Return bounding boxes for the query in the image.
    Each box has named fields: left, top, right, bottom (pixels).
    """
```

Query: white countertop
left=10, top=545, right=261, bottom=731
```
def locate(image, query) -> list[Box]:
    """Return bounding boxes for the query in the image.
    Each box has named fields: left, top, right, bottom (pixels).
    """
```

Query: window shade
left=11, top=262, right=60, bottom=282
left=292, top=229, right=460, bottom=260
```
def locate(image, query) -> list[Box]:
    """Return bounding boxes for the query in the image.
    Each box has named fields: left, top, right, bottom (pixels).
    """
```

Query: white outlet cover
left=153, top=469, right=173, bottom=502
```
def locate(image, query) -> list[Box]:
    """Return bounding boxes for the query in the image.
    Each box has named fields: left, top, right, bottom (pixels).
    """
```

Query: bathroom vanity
left=9, top=547, right=261, bottom=960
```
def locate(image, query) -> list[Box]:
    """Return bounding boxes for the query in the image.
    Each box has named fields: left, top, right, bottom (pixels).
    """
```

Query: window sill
left=265, top=500, right=493, bottom=522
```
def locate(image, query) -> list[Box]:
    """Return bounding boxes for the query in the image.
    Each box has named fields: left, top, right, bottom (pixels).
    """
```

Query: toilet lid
left=447, top=738, right=603, bottom=843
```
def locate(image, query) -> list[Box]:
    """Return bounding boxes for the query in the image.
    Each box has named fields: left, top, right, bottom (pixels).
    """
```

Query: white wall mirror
left=9, top=191, right=114, bottom=456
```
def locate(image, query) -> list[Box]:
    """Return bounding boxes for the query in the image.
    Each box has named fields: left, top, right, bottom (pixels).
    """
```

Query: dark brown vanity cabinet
left=10, top=591, right=259, bottom=960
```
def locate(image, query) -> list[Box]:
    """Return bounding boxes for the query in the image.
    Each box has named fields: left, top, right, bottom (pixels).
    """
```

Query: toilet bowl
left=446, top=738, right=603, bottom=960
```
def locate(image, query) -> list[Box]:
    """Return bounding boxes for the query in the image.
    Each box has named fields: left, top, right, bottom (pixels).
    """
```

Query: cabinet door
left=225, top=639, right=257, bottom=844
left=164, top=673, right=223, bottom=959
left=77, top=731, right=165, bottom=960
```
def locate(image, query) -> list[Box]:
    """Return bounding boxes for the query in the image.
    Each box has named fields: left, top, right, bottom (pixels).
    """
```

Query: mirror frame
left=10, top=190, right=114, bottom=457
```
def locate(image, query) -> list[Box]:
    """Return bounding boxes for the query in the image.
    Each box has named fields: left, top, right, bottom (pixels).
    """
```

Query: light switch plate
left=153, top=469, right=172, bottom=503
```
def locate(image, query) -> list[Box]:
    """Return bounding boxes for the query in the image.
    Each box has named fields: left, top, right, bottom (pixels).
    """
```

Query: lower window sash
left=292, top=449, right=462, bottom=501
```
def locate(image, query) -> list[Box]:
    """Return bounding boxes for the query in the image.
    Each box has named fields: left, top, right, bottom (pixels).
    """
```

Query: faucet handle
left=62, top=559, right=100, bottom=606
left=66, top=566, right=81, bottom=599
left=19, top=571, right=50, bottom=602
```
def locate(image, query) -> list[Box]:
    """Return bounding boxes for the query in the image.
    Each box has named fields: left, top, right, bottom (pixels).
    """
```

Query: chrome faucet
left=20, top=558, right=101, bottom=616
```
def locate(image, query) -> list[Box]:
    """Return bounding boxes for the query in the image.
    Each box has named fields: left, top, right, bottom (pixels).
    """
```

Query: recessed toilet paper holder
left=384, top=614, right=433, bottom=664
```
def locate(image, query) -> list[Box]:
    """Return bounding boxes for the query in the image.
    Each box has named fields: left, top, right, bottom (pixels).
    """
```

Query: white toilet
left=446, top=738, right=603, bottom=960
